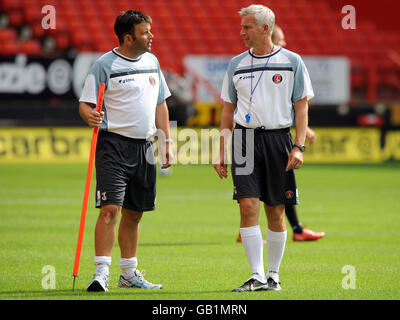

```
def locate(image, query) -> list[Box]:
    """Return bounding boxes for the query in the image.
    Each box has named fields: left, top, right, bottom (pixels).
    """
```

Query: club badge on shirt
left=149, top=76, right=156, bottom=86
left=272, top=74, right=283, bottom=84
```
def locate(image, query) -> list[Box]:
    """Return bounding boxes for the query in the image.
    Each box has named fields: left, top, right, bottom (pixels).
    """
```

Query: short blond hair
left=239, top=4, right=275, bottom=34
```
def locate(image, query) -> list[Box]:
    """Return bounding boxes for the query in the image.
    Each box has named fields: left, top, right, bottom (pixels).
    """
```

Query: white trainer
left=118, top=269, right=162, bottom=289
left=87, top=273, right=109, bottom=292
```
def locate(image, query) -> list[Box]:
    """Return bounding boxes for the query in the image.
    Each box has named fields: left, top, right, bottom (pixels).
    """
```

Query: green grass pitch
left=0, top=162, right=399, bottom=300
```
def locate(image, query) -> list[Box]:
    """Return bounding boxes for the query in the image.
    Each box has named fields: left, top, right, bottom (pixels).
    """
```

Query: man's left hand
left=285, top=148, right=303, bottom=171
left=160, top=142, right=173, bottom=168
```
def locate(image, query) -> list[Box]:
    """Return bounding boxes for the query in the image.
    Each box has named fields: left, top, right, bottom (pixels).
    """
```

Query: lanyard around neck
left=249, top=45, right=275, bottom=104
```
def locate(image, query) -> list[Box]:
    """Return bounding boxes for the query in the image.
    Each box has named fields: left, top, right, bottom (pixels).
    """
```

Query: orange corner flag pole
left=72, top=83, right=105, bottom=291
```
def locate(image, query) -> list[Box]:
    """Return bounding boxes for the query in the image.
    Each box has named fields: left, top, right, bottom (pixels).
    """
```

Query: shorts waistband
left=234, top=124, right=290, bottom=133
left=99, top=130, right=149, bottom=143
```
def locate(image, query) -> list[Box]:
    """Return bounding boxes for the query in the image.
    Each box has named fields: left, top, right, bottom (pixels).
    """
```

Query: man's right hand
left=79, top=101, right=104, bottom=128
left=213, top=101, right=235, bottom=179
left=213, top=155, right=228, bottom=179
left=87, top=110, right=104, bottom=128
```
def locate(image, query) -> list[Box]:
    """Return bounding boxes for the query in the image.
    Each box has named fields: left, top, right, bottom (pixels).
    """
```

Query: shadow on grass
left=139, top=242, right=222, bottom=247
left=0, top=288, right=230, bottom=299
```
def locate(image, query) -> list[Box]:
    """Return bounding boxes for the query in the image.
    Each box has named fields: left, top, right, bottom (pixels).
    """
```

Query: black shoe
left=266, top=277, right=282, bottom=291
left=232, top=277, right=268, bottom=292
left=87, top=273, right=109, bottom=292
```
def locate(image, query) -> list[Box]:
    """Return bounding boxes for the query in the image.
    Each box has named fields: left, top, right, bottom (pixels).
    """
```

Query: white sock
left=266, top=229, right=287, bottom=281
left=240, top=225, right=265, bottom=282
left=120, top=257, right=138, bottom=279
left=94, top=256, right=111, bottom=276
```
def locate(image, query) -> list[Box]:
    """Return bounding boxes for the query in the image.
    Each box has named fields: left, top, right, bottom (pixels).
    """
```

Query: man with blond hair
left=215, top=4, right=314, bottom=291
left=236, top=24, right=324, bottom=243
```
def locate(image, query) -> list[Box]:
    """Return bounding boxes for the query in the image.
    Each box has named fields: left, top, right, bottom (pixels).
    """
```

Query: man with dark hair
left=79, top=10, right=173, bottom=292
left=114, top=10, right=152, bottom=44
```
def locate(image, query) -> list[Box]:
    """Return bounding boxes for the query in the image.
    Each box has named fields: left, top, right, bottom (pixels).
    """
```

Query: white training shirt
left=221, top=47, right=314, bottom=129
left=79, top=48, right=171, bottom=139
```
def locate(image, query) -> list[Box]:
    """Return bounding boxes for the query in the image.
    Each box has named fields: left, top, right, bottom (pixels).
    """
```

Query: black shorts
left=95, top=131, right=156, bottom=212
left=231, top=124, right=298, bottom=206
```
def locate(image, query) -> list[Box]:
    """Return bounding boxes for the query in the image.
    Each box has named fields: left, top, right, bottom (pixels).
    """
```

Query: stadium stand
left=0, top=0, right=399, bottom=103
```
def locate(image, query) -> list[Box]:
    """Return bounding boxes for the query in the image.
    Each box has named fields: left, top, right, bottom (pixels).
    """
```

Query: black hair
left=114, top=10, right=152, bottom=45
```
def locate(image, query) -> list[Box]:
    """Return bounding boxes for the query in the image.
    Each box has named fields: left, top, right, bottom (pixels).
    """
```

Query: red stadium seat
left=21, top=0, right=42, bottom=23
left=7, top=9, right=25, bottom=27
left=0, top=28, right=18, bottom=42
left=39, top=0, right=59, bottom=6
left=31, top=20, right=47, bottom=38
left=1, top=0, right=22, bottom=12
left=0, top=41, right=20, bottom=56
left=87, top=20, right=103, bottom=35
left=0, top=0, right=395, bottom=107
left=95, top=1, right=119, bottom=17
left=93, top=41, right=113, bottom=54
left=20, top=39, right=42, bottom=56
left=54, top=32, right=70, bottom=50
left=383, top=33, right=399, bottom=50
left=115, top=0, right=132, bottom=9
left=46, top=16, right=67, bottom=36
left=70, top=30, right=93, bottom=51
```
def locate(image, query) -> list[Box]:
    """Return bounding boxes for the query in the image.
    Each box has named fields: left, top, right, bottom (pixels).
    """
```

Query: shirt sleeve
left=292, top=56, right=314, bottom=103
left=220, top=72, right=231, bottom=103
left=157, top=68, right=171, bottom=105
left=220, top=60, right=238, bottom=105
left=79, top=60, right=108, bottom=105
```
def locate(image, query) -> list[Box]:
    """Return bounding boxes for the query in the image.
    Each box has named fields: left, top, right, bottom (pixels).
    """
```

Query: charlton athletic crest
left=285, top=190, right=294, bottom=199
left=149, top=76, right=156, bottom=86
left=272, top=74, right=283, bottom=83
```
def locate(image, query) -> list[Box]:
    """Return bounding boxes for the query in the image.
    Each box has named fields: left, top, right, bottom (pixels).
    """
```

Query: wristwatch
left=293, top=144, right=306, bottom=152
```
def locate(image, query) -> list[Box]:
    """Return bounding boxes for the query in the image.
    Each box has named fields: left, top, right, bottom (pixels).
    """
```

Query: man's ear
left=123, top=33, right=135, bottom=45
